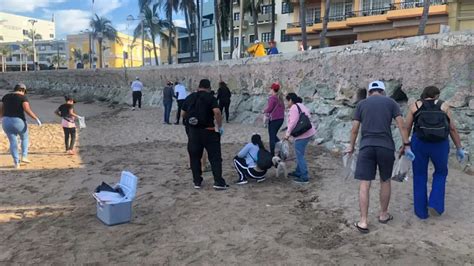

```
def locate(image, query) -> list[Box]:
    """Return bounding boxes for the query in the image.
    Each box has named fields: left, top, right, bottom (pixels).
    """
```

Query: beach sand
left=0, top=90, right=473, bottom=264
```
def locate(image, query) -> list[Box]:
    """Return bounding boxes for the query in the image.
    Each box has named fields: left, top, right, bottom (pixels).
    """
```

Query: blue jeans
left=2, top=117, right=29, bottom=164
left=294, top=137, right=311, bottom=181
left=411, top=134, right=449, bottom=219
left=163, top=101, right=172, bottom=123
left=268, top=119, right=283, bottom=156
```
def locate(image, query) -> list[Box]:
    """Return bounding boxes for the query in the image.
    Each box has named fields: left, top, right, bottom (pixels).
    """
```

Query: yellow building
left=160, top=30, right=178, bottom=65
left=286, top=0, right=456, bottom=47
left=448, top=0, right=474, bottom=31
left=0, top=12, right=56, bottom=43
left=67, top=32, right=160, bottom=69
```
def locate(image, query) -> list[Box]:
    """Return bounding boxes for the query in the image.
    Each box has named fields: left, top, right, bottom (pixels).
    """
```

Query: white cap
left=368, top=80, right=385, bottom=91
left=254, top=39, right=260, bottom=44
left=135, top=77, right=140, bottom=80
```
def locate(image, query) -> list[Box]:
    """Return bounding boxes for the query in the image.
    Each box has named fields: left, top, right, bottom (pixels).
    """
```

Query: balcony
left=257, top=13, right=277, bottom=24
left=386, top=1, right=448, bottom=20
left=233, top=19, right=249, bottom=30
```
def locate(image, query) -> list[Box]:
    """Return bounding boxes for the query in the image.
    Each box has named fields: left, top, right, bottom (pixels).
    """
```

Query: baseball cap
left=271, top=83, right=280, bottom=92
left=368, top=80, right=385, bottom=91
left=254, top=39, right=260, bottom=44
left=199, top=79, right=211, bottom=89
left=135, top=77, right=140, bottom=80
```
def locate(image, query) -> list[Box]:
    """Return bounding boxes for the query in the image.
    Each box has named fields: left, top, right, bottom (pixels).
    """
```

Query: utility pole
left=28, top=19, right=38, bottom=71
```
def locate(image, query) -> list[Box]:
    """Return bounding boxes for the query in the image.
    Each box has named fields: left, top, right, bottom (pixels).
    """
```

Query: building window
left=362, top=0, right=391, bottom=15
left=282, top=2, right=294, bottom=14
left=281, top=30, right=293, bottom=42
left=261, top=5, right=272, bottom=14
left=233, top=36, right=245, bottom=46
left=23, top=29, right=28, bottom=35
left=329, top=0, right=353, bottom=20
left=50, top=34, right=54, bottom=38
left=261, top=32, right=271, bottom=43
left=202, top=38, right=214, bottom=52
left=39, top=45, right=46, bottom=51
left=234, top=12, right=240, bottom=21
left=249, top=34, right=255, bottom=43
left=306, top=8, right=321, bottom=24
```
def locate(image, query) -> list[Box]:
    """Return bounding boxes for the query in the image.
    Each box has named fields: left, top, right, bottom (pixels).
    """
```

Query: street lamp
left=127, top=13, right=159, bottom=67
left=28, top=19, right=37, bottom=71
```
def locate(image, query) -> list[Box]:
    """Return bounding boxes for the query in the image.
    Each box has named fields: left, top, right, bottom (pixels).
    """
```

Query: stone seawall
left=1, top=31, right=473, bottom=160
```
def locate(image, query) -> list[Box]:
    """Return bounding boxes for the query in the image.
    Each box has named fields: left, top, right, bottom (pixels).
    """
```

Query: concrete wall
left=1, top=31, right=473, bottom=162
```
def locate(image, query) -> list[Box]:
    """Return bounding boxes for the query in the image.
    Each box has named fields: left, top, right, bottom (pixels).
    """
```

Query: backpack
left=414, top=100, right=450, bottom=142
left=250, top=148, right=273, bottom=170
left=185, top=93, right=208, bottom=128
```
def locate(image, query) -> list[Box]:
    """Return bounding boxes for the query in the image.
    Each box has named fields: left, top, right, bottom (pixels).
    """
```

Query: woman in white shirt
left=233, top=134, right=267, bottom=184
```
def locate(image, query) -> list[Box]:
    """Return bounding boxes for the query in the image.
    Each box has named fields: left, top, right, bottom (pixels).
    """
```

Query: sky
left=0, top=0, right=186, bottom=39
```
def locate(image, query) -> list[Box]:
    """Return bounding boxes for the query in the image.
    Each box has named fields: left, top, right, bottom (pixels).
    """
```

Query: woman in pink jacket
left=263, top=83, right=285, bottom=156
left=284, top=93, right=316, bottom=183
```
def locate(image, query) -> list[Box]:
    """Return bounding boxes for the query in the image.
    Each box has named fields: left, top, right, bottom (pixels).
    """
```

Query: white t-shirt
left=131, top=80, right=143, bottom=92
left=174, top=84, right=187, bottom=100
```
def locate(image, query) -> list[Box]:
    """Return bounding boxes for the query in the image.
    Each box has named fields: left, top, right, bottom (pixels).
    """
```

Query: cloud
left=0, top=0, right=66, bottom=13
left=173, top=19, right=186, bottom=28
left=54, top=9, right=91, bottom=38
left=93, top=0, right=124, bottom=16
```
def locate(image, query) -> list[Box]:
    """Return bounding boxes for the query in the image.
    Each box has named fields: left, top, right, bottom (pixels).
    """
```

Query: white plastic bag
left=392, top=156, right=411, bottom=182
left=78, top=116, right=86, bottom=129
left=275, top=140, right=290, bottom=160
left=342, top=152, right=357, bottom=180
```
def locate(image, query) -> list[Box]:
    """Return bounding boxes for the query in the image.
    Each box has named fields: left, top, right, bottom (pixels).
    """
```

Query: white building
left=0, top=12, right=56, bottom=43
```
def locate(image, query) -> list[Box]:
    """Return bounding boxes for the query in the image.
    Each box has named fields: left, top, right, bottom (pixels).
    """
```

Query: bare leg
left=358, top=181, right=371, bottom=228
left=379, top=179, right=391, bottom=220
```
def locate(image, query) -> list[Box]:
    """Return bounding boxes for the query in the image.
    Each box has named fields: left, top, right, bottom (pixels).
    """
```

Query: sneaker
left=20, top=157, right=32, bottom=164
left=194, top=184, right=202, bottom=189
left=14, top=163, right=20, bottom=169
left=131, top=107, right=136, bottom=111
left=213, top=184, right=229, bottom=190
left=256, top=178, right=266, bottom=183
left=235, top=179, right=248, bottom=185
left=293, top=178, right=309, bottom=184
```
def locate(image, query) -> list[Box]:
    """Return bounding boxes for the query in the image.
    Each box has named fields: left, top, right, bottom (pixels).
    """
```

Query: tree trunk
left=271, top=0, right=275, bottom=41
left=98, top=39, right=103, bottom=68
left=252, top=0, right=258, bottom=39
left=185, top=9, right=193, bottom=63
left=196, top=0, right=201, bottom=62
left=20, top=54, right=22, bottom=72
left=299, top=0, right=307, bottom=50
left=168, top=10, right=173, bottom=64
left=151, top=32, right=159, bottom=66
left=187, top=9, right=195, bottom=62
left=238, top=0, right=244, bottom=57
left=320, top=0, right=330, bottom=48
left=215, top=0, right=223, bottom=60
left=229, top=0, right=234, bottom=57
left=418, top=0, right=430, bottom=35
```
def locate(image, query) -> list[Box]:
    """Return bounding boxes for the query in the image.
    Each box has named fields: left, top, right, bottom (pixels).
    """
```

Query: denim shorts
left=354, top=146, right=395, bottom=182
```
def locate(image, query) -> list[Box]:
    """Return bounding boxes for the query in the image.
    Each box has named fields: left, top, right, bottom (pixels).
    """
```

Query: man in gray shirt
left=346, top=81, right=413, bottom=234
left=163, top=81, right=174, bottom=124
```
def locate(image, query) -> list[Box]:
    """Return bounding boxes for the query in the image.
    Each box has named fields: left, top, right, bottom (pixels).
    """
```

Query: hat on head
left=271, top=82, right=280, bottom=92
left=135, top=77, right=140, bottom=80
left=199, top=79, right=211, bottom=89
left=368, top=80, right=385, bottom=92
left=167, top=81, right=173, bottom=86
left=254, top=39, right=260, bottom=44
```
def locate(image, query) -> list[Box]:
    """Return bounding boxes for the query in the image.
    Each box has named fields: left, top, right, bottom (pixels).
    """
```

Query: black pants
left=233, top=156, right=266, bottom=181
left=132, top=91, right=142, bottom=108
left=268, top=119, right=284, bottom=156
left=63, top=127, right=76, bottom=151
left=176, top=99, right=185, bottom=123
left=219, top=100, right=230, bottom=122
left=187, top=127, right=226, bottom=186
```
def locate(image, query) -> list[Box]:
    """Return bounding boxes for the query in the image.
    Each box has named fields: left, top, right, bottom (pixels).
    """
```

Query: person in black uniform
left=217, top=81, right=231, bottom=123
left=182, top=79, right=228, bottom=190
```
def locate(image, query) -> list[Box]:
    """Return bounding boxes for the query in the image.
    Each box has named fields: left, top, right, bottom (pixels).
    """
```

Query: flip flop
left=354, top=222, right=369, bottom=234
left=378, top=214, right=394, bottom=224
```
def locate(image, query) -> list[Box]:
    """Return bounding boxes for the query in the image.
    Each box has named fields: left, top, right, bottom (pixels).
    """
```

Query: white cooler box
left=93, top=171, right=138, bottom=226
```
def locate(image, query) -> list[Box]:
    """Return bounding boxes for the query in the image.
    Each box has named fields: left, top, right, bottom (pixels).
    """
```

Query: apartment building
left=67, top=32, right=159, bottom=69
left=0, top=12, right=56, bottom=43
left=285, top=0, right=458, bottom=47
left=1, top=40, right=67, bottom=71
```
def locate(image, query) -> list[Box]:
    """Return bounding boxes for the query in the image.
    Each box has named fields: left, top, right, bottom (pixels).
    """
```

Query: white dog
left=273, top=141, right=290, bottom=178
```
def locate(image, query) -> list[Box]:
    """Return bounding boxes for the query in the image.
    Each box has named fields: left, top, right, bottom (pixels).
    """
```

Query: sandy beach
left=0, top=89, right=473, bottom=264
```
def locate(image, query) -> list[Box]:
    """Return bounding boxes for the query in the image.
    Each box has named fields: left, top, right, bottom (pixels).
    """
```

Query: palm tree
left=47, top=55, right=66, bottom=68
left=299, top=0, right=307, bottom=50
left=245, top=0, right=263, bottom=38
left=319, top=0, right=330, bottom=48
left=82, top=53, right=90, bottom=67
left=27, top=30, right=42, bottom=41
left=270, top=0, right=275, bottom=41
left=145, top=44, right=153, bottom=65
left=0, top=45, right=10, bottom=72
left=160, top=0, right=180, bottom=64
left=129, top=42, right=138, bottom=67
left=90, top=14, right=119, bottom=68
left=20, top=43, right=32, bottom=72
left=215, top=0, right=223, bottom=60
left=134, top=3, right=171, bottom=66
left=196, top=0, right=201, bottom=61
left=229, top=0, right=234, bottom=57
left=180, top=0, right=197, bottom=62
left=219, top=0, right=231, bottom=59
left=418, top=0, right=430, bottom=35
left=72, top=48, right=83, bottom=64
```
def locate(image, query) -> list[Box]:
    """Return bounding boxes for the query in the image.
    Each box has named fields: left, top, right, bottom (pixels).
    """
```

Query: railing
left=287, top=0, right=447, bottom=29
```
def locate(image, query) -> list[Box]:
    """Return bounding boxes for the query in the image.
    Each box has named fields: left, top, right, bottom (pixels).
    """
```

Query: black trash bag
left=95, top=182, right=125, bottom=196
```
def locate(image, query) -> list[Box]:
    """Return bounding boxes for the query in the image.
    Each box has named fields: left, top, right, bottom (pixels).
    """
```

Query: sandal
left=378, top=213, right=394, bottom=224
left=354, top=222, right=369, bottom=234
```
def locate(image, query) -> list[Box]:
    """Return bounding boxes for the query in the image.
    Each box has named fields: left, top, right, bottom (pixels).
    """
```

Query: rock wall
left=1, top=31, right=473, bottom=160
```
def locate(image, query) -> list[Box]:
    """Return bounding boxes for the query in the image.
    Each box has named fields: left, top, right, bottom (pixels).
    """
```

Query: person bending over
left=233, top=134, right=267, bottom=185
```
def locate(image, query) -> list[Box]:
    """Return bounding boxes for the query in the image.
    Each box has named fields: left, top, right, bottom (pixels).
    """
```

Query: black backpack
left=251, top=148, right=273, bottom=170
left=185, top=93, right=207, bottom=128
left=414, top=100, right=450, bottom=142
